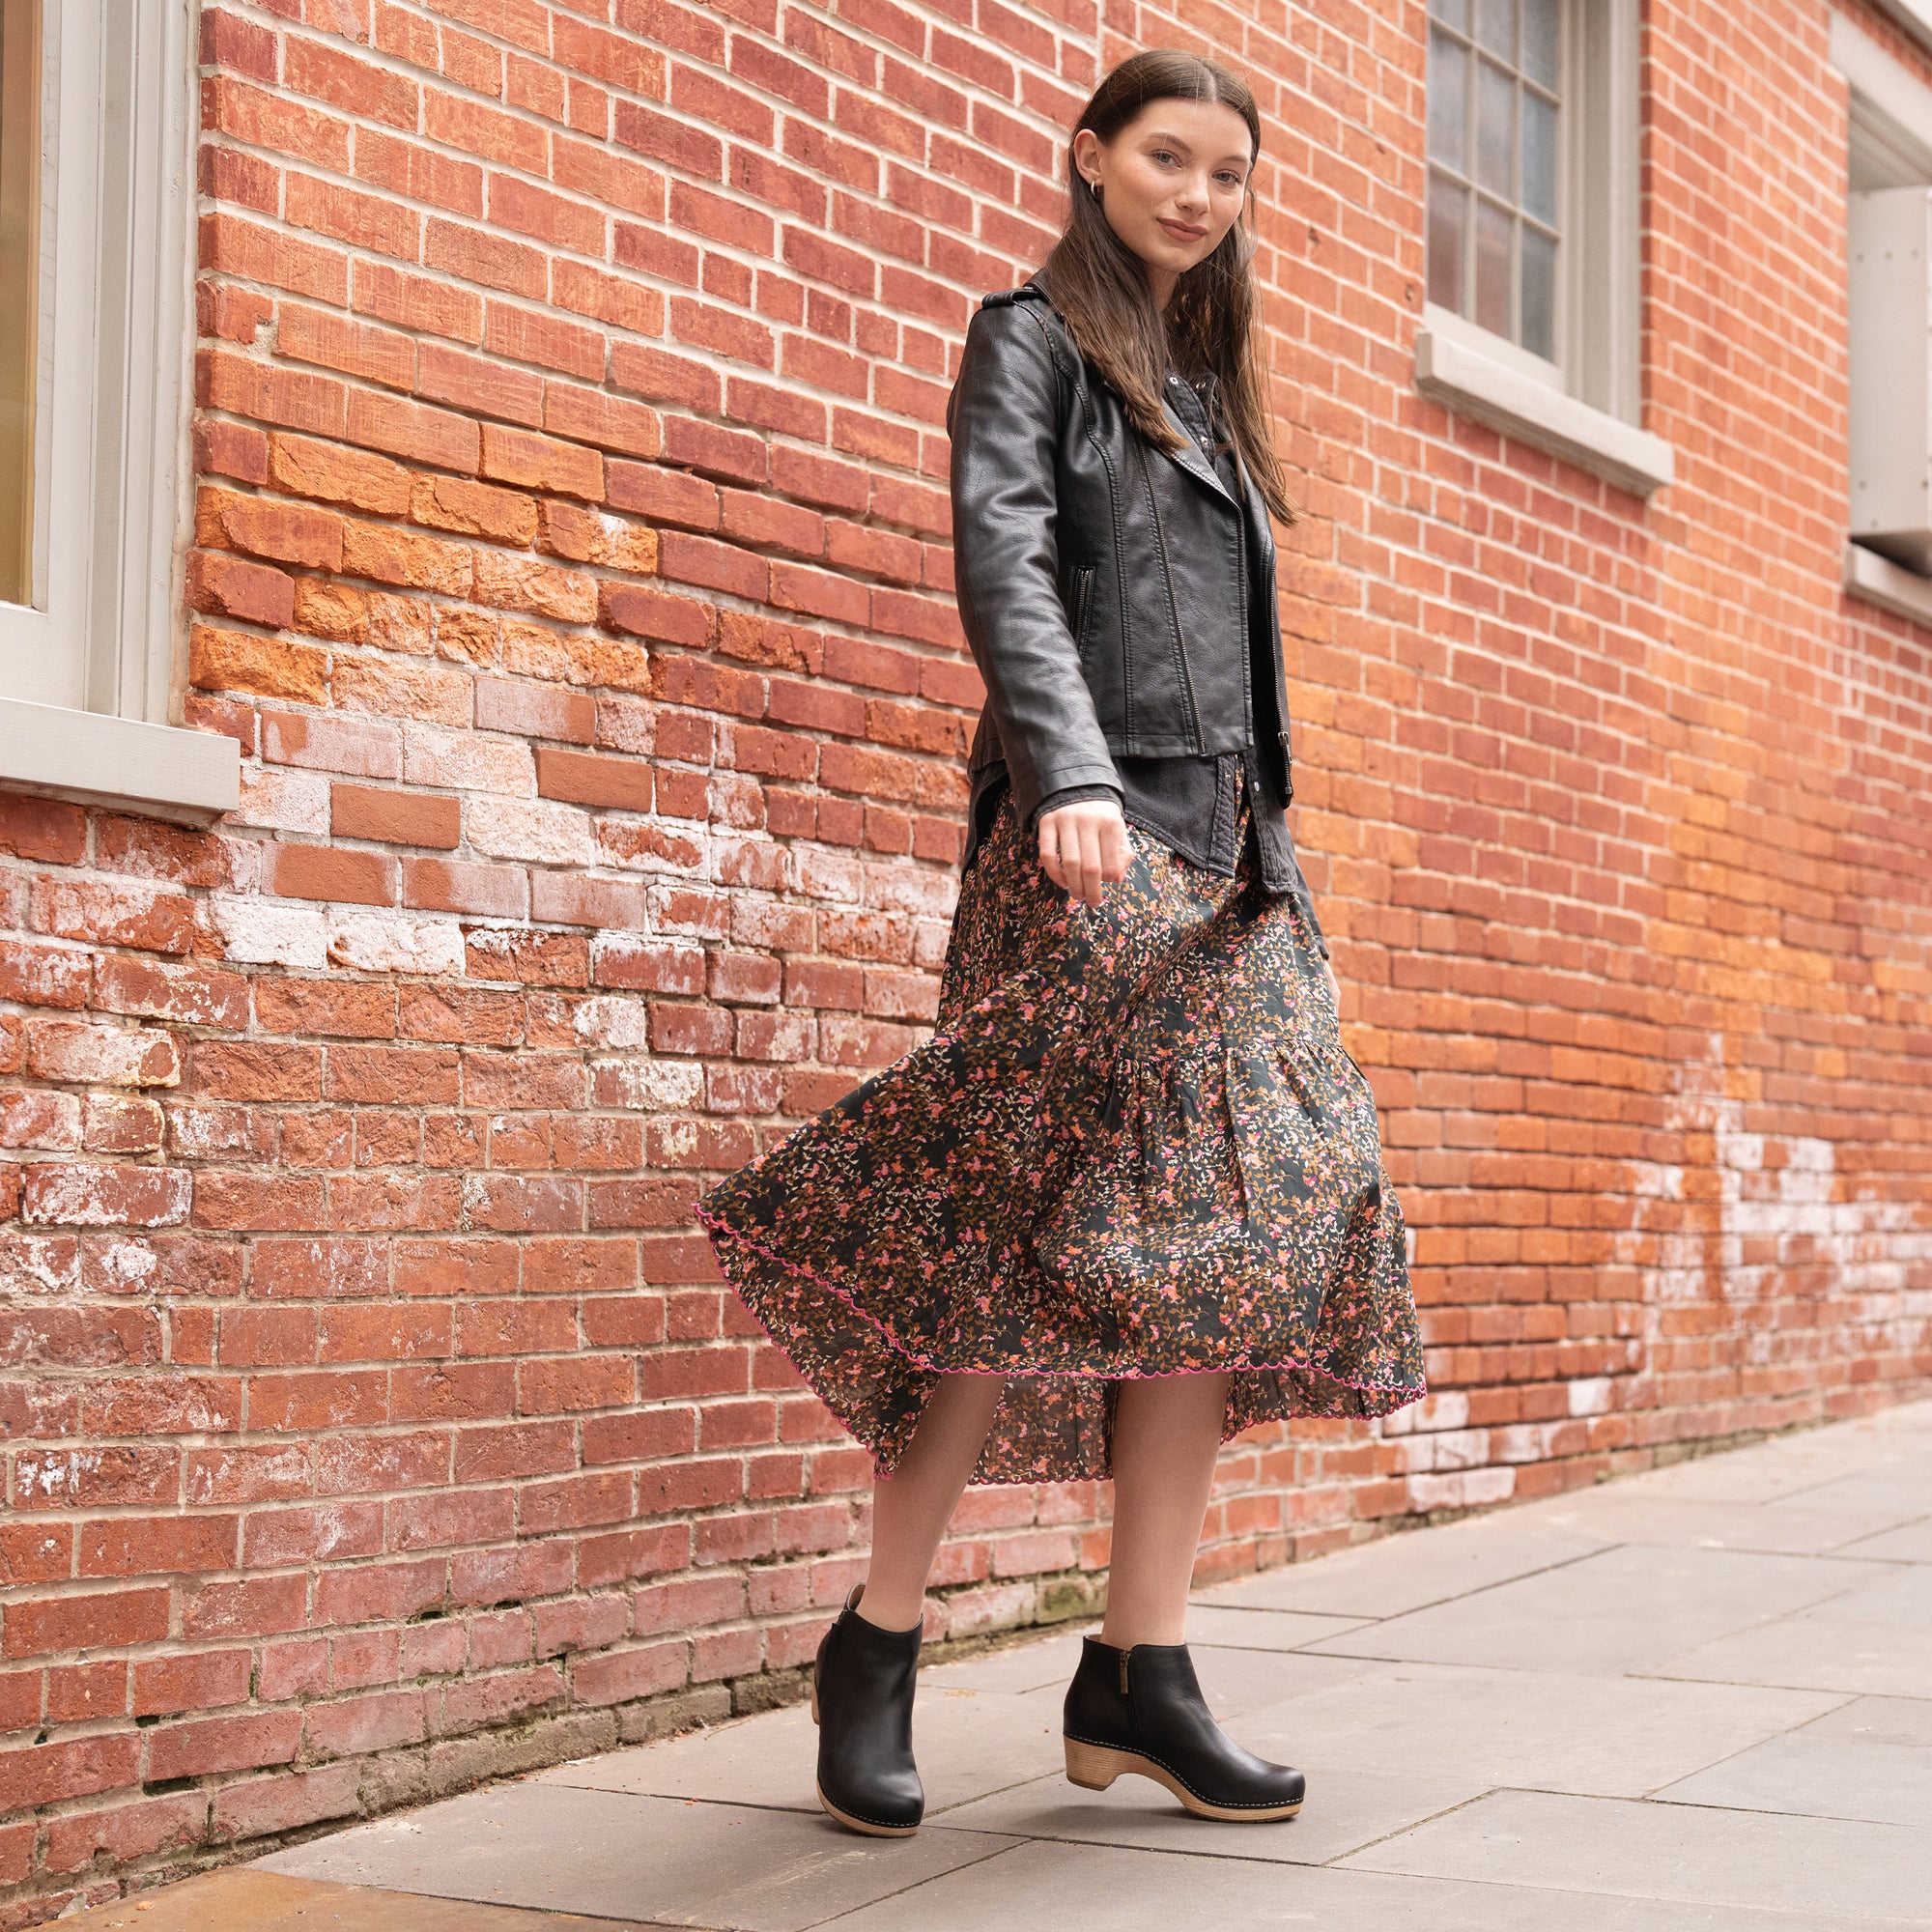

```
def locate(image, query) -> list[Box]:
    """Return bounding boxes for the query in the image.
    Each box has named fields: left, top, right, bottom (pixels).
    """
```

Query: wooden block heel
left=1064, top=1736, right=1131, bottom=1790
left=1065, top=1735, right=1302, bottom=1821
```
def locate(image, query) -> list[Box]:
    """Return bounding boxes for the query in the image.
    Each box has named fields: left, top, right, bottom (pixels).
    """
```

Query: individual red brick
left=200, top=6, right=277, bottom=83
left=20, top=1164, right=191, bottom=1230
left=190, top=621, right=328, bottom=703
left=331, top=784, right=461, bottom=849
left=43, top=1794, right=205, bottom=1876
left=0, top=799, right=79, bottom=864
left=210, top=1762, right=362, bottom=1843
left=535, top=748, right=653, bottom=812
left=403, top=857, right=529, bottom=919
left=263, top=841, right=399, bottom=906
left=0, top=1734, right=141, bottom=1812
left=268, top=431, right=412, bottom=516
left=130, top=1648, right=253, bottom=1718
left=479, top=423, right=604, bottom=500
left=23, top=1020, right=179, bottom=1088
left=2, top=1587, right=170, bottom=1659
left=147, top=1710, right=301, bottom=1781
left=197, top=484, right=345, bottom=569
left=261, top=707, right=401, bottom=778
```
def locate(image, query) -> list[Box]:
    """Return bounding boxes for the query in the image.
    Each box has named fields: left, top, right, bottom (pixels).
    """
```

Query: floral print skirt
left=694, top=780, right=1426, bottom=1485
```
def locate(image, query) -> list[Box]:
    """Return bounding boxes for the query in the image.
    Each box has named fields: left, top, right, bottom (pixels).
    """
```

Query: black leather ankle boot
left=1063, top=1634, right=1305, bottom=1820
left=810, top=1583, right=924, bottom=1835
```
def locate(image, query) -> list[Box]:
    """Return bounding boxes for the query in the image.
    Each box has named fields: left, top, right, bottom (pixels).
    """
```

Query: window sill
left=1844, top=541, right=1932, bottom=626
left=0, top=697, right=240, bottom=816
left=1414, top=325, right=1675, bottom=498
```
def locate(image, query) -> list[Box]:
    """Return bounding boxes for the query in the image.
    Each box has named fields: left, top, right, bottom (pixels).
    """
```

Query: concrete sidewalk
left=73, top=1399, right=1932, bottom=1930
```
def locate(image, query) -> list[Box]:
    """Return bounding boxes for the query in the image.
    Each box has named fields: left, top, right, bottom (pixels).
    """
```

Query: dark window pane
left=1428, top=171, right=1467, bottom=313
left=1431, top=0, right=1471, bottom=29
left=1475, top=199, right=1512, bottom=337
left=1521, top=225, right=1556, bottom=358
left=1476, top=0, right=1516, bottom=59
left=1429, top=30, right=1469, bottom=170
left=1522, top=90, right=1557, bottom=225
left=1522, top=0, right=1560, bottom=89
left=1476, top=59, right=1514, bottom=197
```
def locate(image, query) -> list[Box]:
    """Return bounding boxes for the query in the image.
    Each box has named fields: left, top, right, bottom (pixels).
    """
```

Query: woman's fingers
left=1037, top=798, right=1128, bottom=905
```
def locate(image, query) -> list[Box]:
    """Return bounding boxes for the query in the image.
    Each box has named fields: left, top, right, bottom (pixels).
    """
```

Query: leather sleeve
left=947, top=302, right=1122, bottom=834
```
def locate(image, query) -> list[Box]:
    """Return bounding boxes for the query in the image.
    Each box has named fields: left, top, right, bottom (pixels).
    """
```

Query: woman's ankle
left=851, top=1582, right=924, bottom=1634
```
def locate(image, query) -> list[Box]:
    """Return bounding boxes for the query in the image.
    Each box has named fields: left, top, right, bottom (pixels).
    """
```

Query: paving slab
left=1506, top=1489, right=1919, bottom=1557
left=929, top=1758, right=1487, bottom=1863
left=823, top=1837, right=1920, bottom=1931
left=1180, top=1603, right=1378, bottom=1650
left=1340, top=1785, right=1930, bottom=1921
left=1646, top=1611, right=1932, bottom=1700
left=59, top=1870, right=652, bottom=1931
left=262, top=1782, right=1018, bottom=1931
left=1834, top=1516, right=1932, bottom=1562
left=1299, top=1543, right=1872, bottom=1673
left=1654, top=1695, right=1932, bottom=1827
left=1234, top=1659, right=1846, bottom=1797
left=1189, top=1518, right=1611, bottom=1619
left=539, top=1681, right=1064, bottom=1816
left=917, top=1628, right=1088, bottom=1693
left=917, top=1625, right=1380, bottom=1713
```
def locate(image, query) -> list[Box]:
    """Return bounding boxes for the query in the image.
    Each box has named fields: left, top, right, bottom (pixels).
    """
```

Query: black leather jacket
left=947, top=273, right=1298, bottom=840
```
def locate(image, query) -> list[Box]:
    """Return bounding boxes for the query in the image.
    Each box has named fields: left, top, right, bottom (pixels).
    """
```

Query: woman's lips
left=1158, top=218, right=1206, bottom=241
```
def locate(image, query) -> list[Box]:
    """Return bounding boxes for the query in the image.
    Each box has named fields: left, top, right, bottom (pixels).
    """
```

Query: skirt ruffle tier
left=695, top=785, right=1426, bottom=1484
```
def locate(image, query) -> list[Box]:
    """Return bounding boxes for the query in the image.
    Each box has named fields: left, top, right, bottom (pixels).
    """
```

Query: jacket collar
left=1021, top=272, right=1242, bottom=514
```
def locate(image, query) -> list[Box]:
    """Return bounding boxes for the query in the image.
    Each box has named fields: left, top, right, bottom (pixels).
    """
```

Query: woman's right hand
left=1037, top=797, right=1129, bottom=905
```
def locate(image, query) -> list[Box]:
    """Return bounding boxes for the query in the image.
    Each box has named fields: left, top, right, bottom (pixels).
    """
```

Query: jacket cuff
left=1027, top=781, right=1124, bottom=831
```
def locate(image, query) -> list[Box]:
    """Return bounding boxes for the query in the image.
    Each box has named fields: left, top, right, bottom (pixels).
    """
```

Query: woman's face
left=1072, top=97, right=1255, bottom=306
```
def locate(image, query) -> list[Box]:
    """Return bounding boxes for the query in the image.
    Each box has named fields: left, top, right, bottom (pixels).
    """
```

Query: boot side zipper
left=1118, top=1645, right=1130, bottom=1696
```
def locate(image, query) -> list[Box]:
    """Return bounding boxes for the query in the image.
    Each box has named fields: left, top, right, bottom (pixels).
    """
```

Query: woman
left=696, top=49, right=1425, bottom=1838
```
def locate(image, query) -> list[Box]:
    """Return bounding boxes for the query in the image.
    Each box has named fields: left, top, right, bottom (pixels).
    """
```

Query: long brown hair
left=1037, top=49, right=1299, bottom=527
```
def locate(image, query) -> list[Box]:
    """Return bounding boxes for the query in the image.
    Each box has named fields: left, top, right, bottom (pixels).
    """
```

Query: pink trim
left=692, top=1201, right=1426, bottom=1410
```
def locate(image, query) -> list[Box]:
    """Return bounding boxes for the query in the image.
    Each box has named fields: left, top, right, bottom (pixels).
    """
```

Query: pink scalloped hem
left=692, top=1201, right=1427, bottom=1414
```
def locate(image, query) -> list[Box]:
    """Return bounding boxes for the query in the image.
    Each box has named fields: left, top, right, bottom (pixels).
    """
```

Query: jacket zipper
left=1140, top=446, right=1203, bottom=747
left=1071, top=563, right=1095, bottom=661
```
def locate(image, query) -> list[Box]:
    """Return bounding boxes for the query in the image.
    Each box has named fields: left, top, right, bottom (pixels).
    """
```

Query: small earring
left=1089, top=177, right=1101, bottom=199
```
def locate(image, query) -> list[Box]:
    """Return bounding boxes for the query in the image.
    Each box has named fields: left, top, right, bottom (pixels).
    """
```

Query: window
left=1834, top=10, right=1932, bottom=627
left=1413, top=0, right=1672, bottom=497
left=0, top=1, right=236, bottom=813
left=1426, top=0, right=1562, bottom=362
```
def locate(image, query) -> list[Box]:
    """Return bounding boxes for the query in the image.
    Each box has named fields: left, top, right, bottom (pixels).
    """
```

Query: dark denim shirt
left=960, top=365, right=1329, bottom=960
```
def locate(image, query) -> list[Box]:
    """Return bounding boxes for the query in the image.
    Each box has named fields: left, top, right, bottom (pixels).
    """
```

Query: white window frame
left=1414, top=0, right=1673, bottom=497
left=0, top=0, right=236, bottom=814
left=1833, top=9, right=1932, bottom=627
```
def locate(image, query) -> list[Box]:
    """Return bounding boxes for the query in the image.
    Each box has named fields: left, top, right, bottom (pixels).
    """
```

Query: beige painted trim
left=1845, top=540, right=1932, bottom=626
left=1865, top=0, right=1932, bottom=62
left=1414, top=322, right=1675, bottom=497
left=0, top=696, right=239, bottom=812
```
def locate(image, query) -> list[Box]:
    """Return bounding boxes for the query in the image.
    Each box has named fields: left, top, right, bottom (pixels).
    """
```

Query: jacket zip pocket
left=1070, top=563, right=1095, bottom=663
left=1138, top=446, right=1204, bottom=745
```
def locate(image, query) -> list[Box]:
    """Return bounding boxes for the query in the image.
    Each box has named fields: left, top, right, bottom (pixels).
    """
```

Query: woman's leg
left=857, top=1372, right=1006, bottom=1631
left=1099, top=1371, right=1232, bottom=1646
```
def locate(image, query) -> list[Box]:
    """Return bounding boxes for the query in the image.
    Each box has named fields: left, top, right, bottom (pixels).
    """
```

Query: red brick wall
left=2, top=0, right=1929, bottom=1916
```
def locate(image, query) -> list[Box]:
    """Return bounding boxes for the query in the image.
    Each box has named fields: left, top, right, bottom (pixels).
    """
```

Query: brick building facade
left=0, top=0, right=1928, bottom=1918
